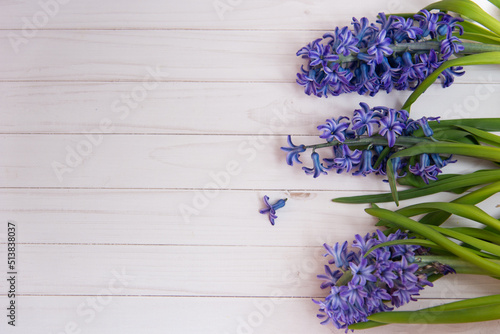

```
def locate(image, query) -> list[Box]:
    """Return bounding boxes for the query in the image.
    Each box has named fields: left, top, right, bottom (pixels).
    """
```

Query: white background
left=1, top=0, right=500, bottom=333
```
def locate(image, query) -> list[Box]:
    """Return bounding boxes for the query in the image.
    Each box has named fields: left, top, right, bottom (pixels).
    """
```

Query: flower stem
left=304, top=136, right=432, bottom=150
left=338, top=41, right=500, bottom=63
left=416, top=255, right=500, bottom=275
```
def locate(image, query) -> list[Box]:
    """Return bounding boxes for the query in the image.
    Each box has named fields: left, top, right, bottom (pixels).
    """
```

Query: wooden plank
left=0, top=244, right=497, bottom=298
left=1, top=189, right=497, bottom=245
left=2, top=30, right=500, bottom=82
left=0, top=134, right=491, bottom=189
left=0, top=0, right=436, bottom=30
left=3, top=296, right=495, bottom=334
left=1, top=81, right=499, bottom=134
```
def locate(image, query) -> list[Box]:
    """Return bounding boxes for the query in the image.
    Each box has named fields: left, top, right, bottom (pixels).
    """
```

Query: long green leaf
left=332, top=169, right=500, bottom=204
left=389, top=142, right=500, bottom=163
left=349, top=294, right=500, bottom=330
left=402, top=52, right=500, bottom=110
left=419, top=181, right=500, bottom=226
left=454, top=125, right=500, bottom=146
left=425, top=0, right=500, bottom=36
left=430, top=226, right=500, bottom=256
left=396, top=202, right=500, bottom=232
left=436, top=118, right=500, bottom=132
left=365, top=207, right=500, bottom=276
left=365, top=239, right=443, bottom=255
left=450, top=227, right=500, bottom=245
left=458, top=32, right=500, bottom=44
left=387, top=142, right=500, bottom=203
left=460, top=20, right=500, bottom=38
left=368, top=303, right=500, bottom=324
left=418, top=255, right=500, bottom=273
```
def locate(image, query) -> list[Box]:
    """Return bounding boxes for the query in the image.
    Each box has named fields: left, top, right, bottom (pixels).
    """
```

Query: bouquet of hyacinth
left=296, top=0, right=500, bottom=110
left=279, top=0, right=500, bottom=331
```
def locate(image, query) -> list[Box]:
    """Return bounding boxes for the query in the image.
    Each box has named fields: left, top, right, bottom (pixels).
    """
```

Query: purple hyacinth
left=409, top=153, right=442, bottom=184
left=259, top=195, right=287, bottom=225
left=314, top=229, right=455, bottom=331
left=378, top=109, right=406, bottom=147
left=296, top=11, right=466, bottom=98
left=303, top=151, right=329, bottom=178
left=351, top=102, right=380, bottom=136
left=281, top=135, right=306, bottom=166
left=317, top=116, right=350, bottom=142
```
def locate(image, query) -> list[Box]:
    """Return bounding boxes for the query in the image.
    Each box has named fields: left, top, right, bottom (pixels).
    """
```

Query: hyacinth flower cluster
left=296, top=7, right=500, bottom=102
left=314, top=229, right=455, bottom=330
left=296, top=10, right=467, bottom=97
left=281, top=102, right=456, bottom=186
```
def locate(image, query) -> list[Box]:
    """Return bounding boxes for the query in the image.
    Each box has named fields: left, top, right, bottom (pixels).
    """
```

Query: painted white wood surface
left=1, top=0, right=500, bottom=333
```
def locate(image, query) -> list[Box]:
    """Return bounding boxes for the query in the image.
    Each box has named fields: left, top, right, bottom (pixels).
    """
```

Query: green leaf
left=402, top=52, right=500, bottom=111
left=450, top=227, right=500, bottom=245
left=419, top=181, right=500, bottom=226
left=460, top=21, right=500, bottom=38
left=430, top=128, right=478, bottom=145
left=365, top=239, right=444, bottom=256
left=368, top=303, right=500, bottom=324
left=332, top=169, right=500, bottom=204
left=365, top=207, right=500, bottom=276
left=454, top=125, right=500, bottom=146
left=386, top=142, right=500, bottom=203
left=458, top=32, right=500, bottom=44
left=425, top=0, right=500, bottom=36
left=352, top=294, right=500, bottom=329
left=396, top=202, right=500, bottom=232
left=430, top=226, right=500, bottom=256
left=418, top=255, right=500, bottom=273
left=387, top=142, right=500, bottom=205
left=437, top=118, right=500, bottom=132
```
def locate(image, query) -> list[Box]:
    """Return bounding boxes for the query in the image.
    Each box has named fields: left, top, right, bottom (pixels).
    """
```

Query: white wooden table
left=1, top=0, right=500, bottom=333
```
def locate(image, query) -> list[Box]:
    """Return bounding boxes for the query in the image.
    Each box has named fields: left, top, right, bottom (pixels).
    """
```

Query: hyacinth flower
left=314, top=229, right=458, bottom=330
left=281, top=102, right=453, bottom=183
left=259, top=195, right=287, bottom=225
left=335, top=202, right=500, bottom=330
left=317, top=196, right=500, bottom=331
left=282, top=102, right=500, bottom=205
left=296, top=0, right=500, bottom=110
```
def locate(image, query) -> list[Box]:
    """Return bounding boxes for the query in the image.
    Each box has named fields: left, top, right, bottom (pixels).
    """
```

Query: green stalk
left=332, top=169, right=500, bottom=204
left=387, top=142, right=500, bottom=204
left=303, top=135, right=431, bottom=151
left=365, top=239, right=444, bottom=256
left=338, top=41, right=500, bottom=63
left=419, top=181, right=500, bottom=226
left=450, top=227, right=500, bottom=245
left=350, top=294, right=500, bottom=330
left=460, top=20, right=500, bottom=38
left=417, top=255, right=500, bottom=274
left=402, top=52, right=500, bottom=111
left=365, top=207, right=500, bottom=276
left=430, top=118, right=500, bottom=132
left=429, top=226, right=500, bottom=256
left=396, top=202, right=500, bottom=232
left=454, top=125, right=500, bottom=147
left=368, top=303, right=500, bottom=324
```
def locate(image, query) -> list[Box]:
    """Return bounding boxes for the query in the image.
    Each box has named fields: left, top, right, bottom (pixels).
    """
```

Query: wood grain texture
left=2, top=30, right=500, bottom=82
left=0, top=243, right=498, bottom=298
left=1, top=81, right=498, bottom=135
left=2, top=0, right=500, bottom=333
left=2, top=296, right=498, bottom=334
left=0, top=134, right=493, bottom=189
left=0, top=189, right=497, bottom=246
left=0, top=0, right=436, bottom=30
